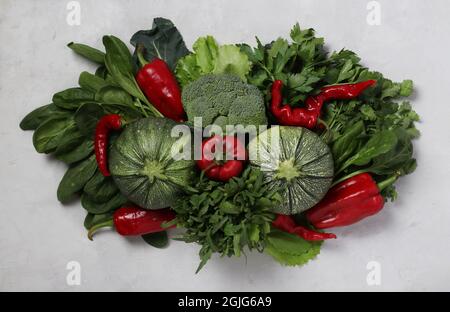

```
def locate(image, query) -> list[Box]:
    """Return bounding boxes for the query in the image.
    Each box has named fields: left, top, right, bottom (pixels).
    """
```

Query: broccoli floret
left=182, top=74, right=268, bottom=130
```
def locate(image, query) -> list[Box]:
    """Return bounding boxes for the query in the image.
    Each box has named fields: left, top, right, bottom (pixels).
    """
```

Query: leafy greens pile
left=20, top=18, right=419, bottom=271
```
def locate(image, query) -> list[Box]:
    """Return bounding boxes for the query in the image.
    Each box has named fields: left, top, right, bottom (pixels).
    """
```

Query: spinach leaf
left=84, top=212, right=113, bottom=230
left=32, top=118, right=74, bottom=153
left=78, top=71, right=108, bottom=92
left=332, top=121, right=365, bottom=171
left=103, top=36, right=141, bottom=98
left=67, top=42, right=105, bottom=64
left=53, top=125, right=85, bottom=156
left=142, top=231, right=169, bottom=248
left=52, top=88, right=95, bottom=110
left=339, top=130, right=398, bottom=173
left=20, top=104, right=71, bottom=131
left=56, top=140, right=94, bottom=164
left=95, top=65, right=108, bottom=79
left=57, top=155, right=97, bottom=203
left=95, top=86, right=133, bottom=105
left=84, top=170, right=119, bottom=203
left=367, top=129, right=415, bottom=176
left=81, top=192, right=127, bottom=214
left=74, top=102, right=105, bottom=138
left=130, top=17, right=189, bottom=71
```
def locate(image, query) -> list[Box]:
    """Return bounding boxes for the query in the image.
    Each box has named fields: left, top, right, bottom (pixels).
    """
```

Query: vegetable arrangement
left=20, top=18, right=419, bottom=272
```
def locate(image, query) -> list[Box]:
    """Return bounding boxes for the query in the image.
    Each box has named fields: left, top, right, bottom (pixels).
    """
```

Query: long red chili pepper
left=94, top=114, right=122, bottom=177
left=271, top=80, right=376, bottom=128
left=88, top=206, right=176, bottom=240
left=135, top=46, right=186, bottom=122
left=196, top=135, right=247, bottom=182
left=306, top=173, right=397, bottom=229
left=272, top=214, right=337, bottom=241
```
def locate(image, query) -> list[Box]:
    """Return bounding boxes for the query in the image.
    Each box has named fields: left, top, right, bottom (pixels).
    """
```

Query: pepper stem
left=87, top=220, right=114, bottom=241
left=377, top=174, right=399, bottom=192
left=136, top=45, right=149, bottom=67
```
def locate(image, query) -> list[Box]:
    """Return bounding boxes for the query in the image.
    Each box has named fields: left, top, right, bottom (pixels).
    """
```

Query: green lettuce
left=175, top=36, right=251, bottom=86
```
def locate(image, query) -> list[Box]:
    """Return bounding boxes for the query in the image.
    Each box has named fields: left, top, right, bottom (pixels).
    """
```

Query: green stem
left=134, top=98, right=149, bottom=117
left=87, top=220, right=114, bottom=241
left=260, top=62, right=275, bottom=81
left=377, top=174, right=399, bottom=192
left=136, top=45, right=149, bottom=67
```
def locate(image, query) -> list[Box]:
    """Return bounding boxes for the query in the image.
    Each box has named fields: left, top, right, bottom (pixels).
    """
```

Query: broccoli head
left=181, top=74, right=268, bottom=130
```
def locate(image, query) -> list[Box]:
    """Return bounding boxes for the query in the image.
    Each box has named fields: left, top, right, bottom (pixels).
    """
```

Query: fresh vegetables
left=20, top=18, right=420, bottom=272
left=181, top=74, right=267, bottom=130
left=94, top=114, right=122, bottom=176
left=135, top=47, right=186, bottom=121
left=271, top=80, right=376, bottom=128
left=248, top=126, right=334, bottom=214
left=272, top=214, right=336, bottom=241
left=306, top=173, right=396, bottom=229
left=172, top=168, right=281, bottom=272
left=197, top=135, right=247, bottom=182
left=109, top=117, right=196, bottom=210
left=87, top=206, right=176, bottom=241
left=175, top=36, right=251, bottom=87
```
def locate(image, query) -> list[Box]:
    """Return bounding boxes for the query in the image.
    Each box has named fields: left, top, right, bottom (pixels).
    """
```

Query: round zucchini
left=109, top=117, right=195, bottom=209
left=248, top=126, right=334, bottom=215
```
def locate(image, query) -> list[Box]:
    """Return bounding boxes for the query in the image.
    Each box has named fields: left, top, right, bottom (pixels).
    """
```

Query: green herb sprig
left=172, top=168, right=282, bottom=273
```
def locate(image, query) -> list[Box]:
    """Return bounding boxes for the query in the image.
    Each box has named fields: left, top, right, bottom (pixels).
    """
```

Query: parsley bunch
left=240, top=23, right=420, bottom=201
left=172, top=168, right=282, bottom=272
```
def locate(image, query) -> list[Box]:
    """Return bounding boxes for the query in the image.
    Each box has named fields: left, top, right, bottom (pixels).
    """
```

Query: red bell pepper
left=271, top=80, right=376, bottom=129
left=88, top=206, right=176, bottom=240
left=135, top=46, right=186, bottom=122
left=306, top=173, right=397, bottom=229
left=196, top=135, right=247, bottom=182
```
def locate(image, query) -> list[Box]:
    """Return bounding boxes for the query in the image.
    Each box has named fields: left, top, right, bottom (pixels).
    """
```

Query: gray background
left=1, top=0, right=449, bottom=291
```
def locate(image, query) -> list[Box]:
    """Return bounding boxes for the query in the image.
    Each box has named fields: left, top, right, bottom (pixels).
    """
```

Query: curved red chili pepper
left=94, top=114, right=122, bottom=177
left=196, top=135, right=247, bottom=182
left=135, top=47, right=186, bottom=122
left=272, top=214, right=336, bottom=241
left=306, top=173, right=386, bottom=229
left=271, top=80, right=376, bottom=128
left=88, top=206, right=176, bottom=240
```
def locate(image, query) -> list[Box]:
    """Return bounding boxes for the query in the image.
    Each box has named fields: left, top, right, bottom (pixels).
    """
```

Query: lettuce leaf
left=265, top=229, right=322, bottom=266
left=175, top=36, right=251, bottom=87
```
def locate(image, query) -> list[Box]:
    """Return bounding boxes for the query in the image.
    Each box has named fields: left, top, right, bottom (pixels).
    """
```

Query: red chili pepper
left=271, top=80, right=376, bottom=128
left=135, top=46, right=186, bottom=122
left=88, top=206, right=176, bottom=240
left=272, top=214, right=337, bottom=241
left=306, top=173, right=397, bottom=229
left=94, top=114, right=122, bottom=177
left=196, top=135, right=247, bottom=182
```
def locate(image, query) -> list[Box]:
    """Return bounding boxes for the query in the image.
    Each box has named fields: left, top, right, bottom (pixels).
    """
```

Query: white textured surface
left=1, top=0, right=450, bottom=291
